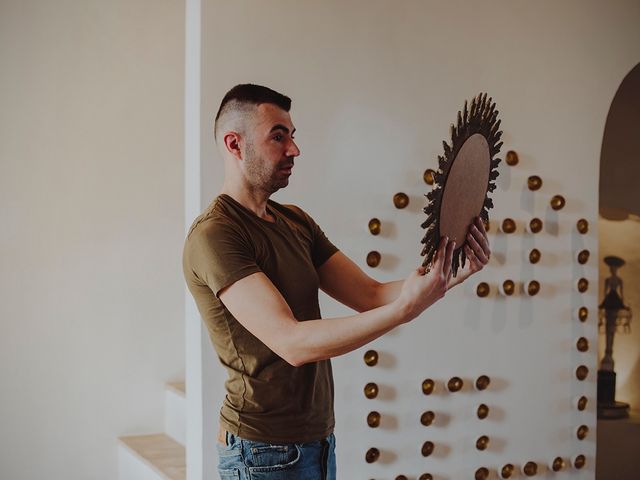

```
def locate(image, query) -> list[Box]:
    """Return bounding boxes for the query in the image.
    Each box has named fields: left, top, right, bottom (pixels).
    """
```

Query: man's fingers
left=443, top=239, right=456, bottom=278
left=433, top=236, right=448, bottom=267
left=475, top=216, right=488, bottom=239
left=466, top=230, right=489, bottom=264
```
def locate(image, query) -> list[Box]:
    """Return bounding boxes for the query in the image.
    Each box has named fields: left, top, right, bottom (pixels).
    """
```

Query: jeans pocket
left=244, top=442, right=301, bottom=472
left=218, top=467, right=240, bottom=480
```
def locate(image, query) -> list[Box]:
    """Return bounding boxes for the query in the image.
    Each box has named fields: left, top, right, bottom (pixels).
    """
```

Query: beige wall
left=0, top=2, right=184, bottom=479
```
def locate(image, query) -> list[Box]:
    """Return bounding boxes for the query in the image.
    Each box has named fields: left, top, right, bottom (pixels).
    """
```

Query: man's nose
left=287, top=139, right=301, bottom=157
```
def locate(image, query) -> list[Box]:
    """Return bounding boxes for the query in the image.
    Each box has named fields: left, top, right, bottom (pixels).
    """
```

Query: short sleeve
left=185, top=221, right=261, bottom=297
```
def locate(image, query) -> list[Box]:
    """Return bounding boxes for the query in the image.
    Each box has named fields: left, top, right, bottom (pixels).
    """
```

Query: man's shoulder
left=186, top=197, right=243, bottom=243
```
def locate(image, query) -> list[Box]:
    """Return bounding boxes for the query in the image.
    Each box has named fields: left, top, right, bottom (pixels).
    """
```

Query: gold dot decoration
left=529, top=248, right=541, bottom=264
left=523, top=461, right=538, bottom=476
left=447, top=376, right=463, bottom=392
left=475, top=375, right=490, bottom=391
left=501, top=279, right=515, bottom=296
left=396, top=476, right=408, bottom=480
left=422, top=378, right=435, bottom=395
left=367, top=411, right=381, bottom=428
left=368, top=218, right=381, bottom=235
left=475, top=467, right=490, bottom=480
left=573, top=454, right=586, bottom=469
left=577, top=218, right=589, bottom=234
left=476, top=282, right=490, bottom=297
left=421, top=441, right=434, bottom=457
left=419, top=474, right=433, bottom=480
left=578, top=307, right=588, bottom=322
left=420, top=410, right=435, bottom=426
left=501, top=218, right=516, bottom=233
left=527, top=280, right=540, bottom=296
left=423, top=169, right=436, bottom=185
left=477, top=403, right=489, bottom=420
left=363, top=350, right=378, bottom=366
left=577, top=249, right=590, bottom=264
left=365, top=447, right=380, bottom=463
left=366, top=251, right=381, bottom=268
left=476, top=435, right=490, bottom=451
left=550, top=194, right=566, bottom=210
left=527, top=175, right=543, bottom=191
left=576, top=365, right=589, bottom=381
left=577, top=396, right=588, bottom=411
left=393, top=192, right=409, bottom=209
left=506, top=150, right=519, bottom=166
left=576, top=337, right=589, bottom=352
left=528, top=217, right=543, bottom=233
left=551, top=457, right=565, bottom=472
left=577, top=424, right=589, bottom=440
left=500, top=464, right=515, bottom=479
left=577, top=277, right=589, bottom=293
left=364, top=382, right=379, bottom=399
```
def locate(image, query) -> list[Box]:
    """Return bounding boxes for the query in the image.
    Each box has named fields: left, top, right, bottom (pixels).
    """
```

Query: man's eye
left=273, top=134, right=283, bottom=142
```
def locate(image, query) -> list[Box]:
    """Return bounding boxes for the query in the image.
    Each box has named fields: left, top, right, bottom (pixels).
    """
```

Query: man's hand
left=448, top=216, right=490, bottom=289
left=394, top=236, right=455, bottom=322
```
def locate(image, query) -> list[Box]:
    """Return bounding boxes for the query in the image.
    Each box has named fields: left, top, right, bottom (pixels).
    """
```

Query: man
left=183, top=84, right=490, bottom=479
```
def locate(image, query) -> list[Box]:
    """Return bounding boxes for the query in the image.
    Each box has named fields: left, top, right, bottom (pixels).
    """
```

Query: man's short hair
left=214, top=84, right=291, bottom=141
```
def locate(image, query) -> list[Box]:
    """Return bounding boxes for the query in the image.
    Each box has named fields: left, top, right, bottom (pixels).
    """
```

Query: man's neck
left=221, top=182, right=274, bottom=221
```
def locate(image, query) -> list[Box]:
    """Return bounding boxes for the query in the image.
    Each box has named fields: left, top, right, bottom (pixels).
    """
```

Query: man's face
left=243, top=103, right=300, bottom=194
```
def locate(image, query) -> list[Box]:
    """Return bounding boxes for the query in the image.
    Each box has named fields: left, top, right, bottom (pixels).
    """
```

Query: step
left=165, top=381, right=186, bottom=446
left=118, top=433, right=185, bottom=480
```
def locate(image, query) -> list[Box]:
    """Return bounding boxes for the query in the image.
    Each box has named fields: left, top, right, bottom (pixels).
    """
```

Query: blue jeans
left=217, top=431, right=336, bottom=480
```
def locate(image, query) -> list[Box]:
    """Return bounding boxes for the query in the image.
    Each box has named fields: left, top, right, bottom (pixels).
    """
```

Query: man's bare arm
left=219, top=238, right=455, bottom=367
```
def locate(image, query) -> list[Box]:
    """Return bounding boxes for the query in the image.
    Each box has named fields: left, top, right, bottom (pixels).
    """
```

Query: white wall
left=199, top=1, right=640, bottom=478
left=0, top=2, right=185, bottom=480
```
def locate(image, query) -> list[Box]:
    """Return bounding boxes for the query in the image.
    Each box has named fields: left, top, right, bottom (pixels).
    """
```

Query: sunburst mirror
left=421, top=93, right=503, bottom=276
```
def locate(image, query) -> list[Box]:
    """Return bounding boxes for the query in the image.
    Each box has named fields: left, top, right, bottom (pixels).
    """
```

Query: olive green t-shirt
left=182, top=194, right=339, bottom=443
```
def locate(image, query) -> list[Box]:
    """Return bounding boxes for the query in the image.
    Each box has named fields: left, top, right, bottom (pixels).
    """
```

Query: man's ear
left=223, top=131, right=243, bottom=161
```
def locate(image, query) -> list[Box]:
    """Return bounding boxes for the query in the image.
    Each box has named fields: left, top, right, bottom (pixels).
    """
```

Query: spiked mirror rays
left=421, top=93, right=503, bottom=276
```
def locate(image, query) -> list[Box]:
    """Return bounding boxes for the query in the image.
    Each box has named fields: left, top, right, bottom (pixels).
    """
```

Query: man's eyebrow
left=269, top=124, right=296, bottom=135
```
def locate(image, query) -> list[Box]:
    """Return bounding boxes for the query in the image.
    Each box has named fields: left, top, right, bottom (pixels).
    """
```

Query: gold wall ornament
left=577, top=249, right=590, bottom=264
left=420, top=410, right=435, bottom=426
left=550, top=457, right=565, bottom=472
left=573, top=454, right=586, bottom=469
left=527, top=175, right=543, bottom=191
left=365, top=447, right=380, bottom=463
left=367, top=411, right=381, bottom=428
left=366, top=251, right=381, bottom=268
left=422, top=378, right=435, bottom=395
left=421, top=441, right=435, bottom=457
left=393, top=192, right=409, bottom=209
left=368, top=218, right=381, bottom=235
left=576, top=424, right=589, bottom=440
left=475, top=375, right=491, bottom=391
left=577, top=218, right=589, bottom=234
left=529, top=248, right=541, bottom=264
left=527, top=217, right=543, bottom=234
left=527, top=280, right=541, bottom=296
left=522, top=461, right=538, bottom=476
left=476, top=282, right=490, bottom=297
left=506, top=150, right=519, bottom=166
left=419, top=93, right=502, bottom=277
left=447, top=376, right=464, bottom=392
left=363, top=350, right=378, bottom=366
left=576, top=395, right=588, bottom=411
left=419, top=474, right=433, bottom=480
left=396, top=476, right=408, bottom=480
left=500, top=279, right=515, bottom=296
left=475, top=467, right=490, bottom=480
left=424, top=169, right=436, bottom=185
left=576, top=337, right=589, bottom=352
left=576, top=365, right=589, bottom=381
left=364, top=382, right=379, bottom=399
left=477, top=403, right=489, bottom=419
left=577, top=277, right=589, bottom=293
left=578, top=307, right=588, bottom=322
left=501, top=218, right=516, bottom=233
left=500, top=464, right=515, bottom=479
left=476, top=435, right=490, bottom=451
left=550, top=194, right=566, bottom=210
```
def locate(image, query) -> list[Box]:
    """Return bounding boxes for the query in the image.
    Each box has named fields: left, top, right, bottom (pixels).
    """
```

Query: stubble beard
left=244, top=141, right=290, bottom=195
